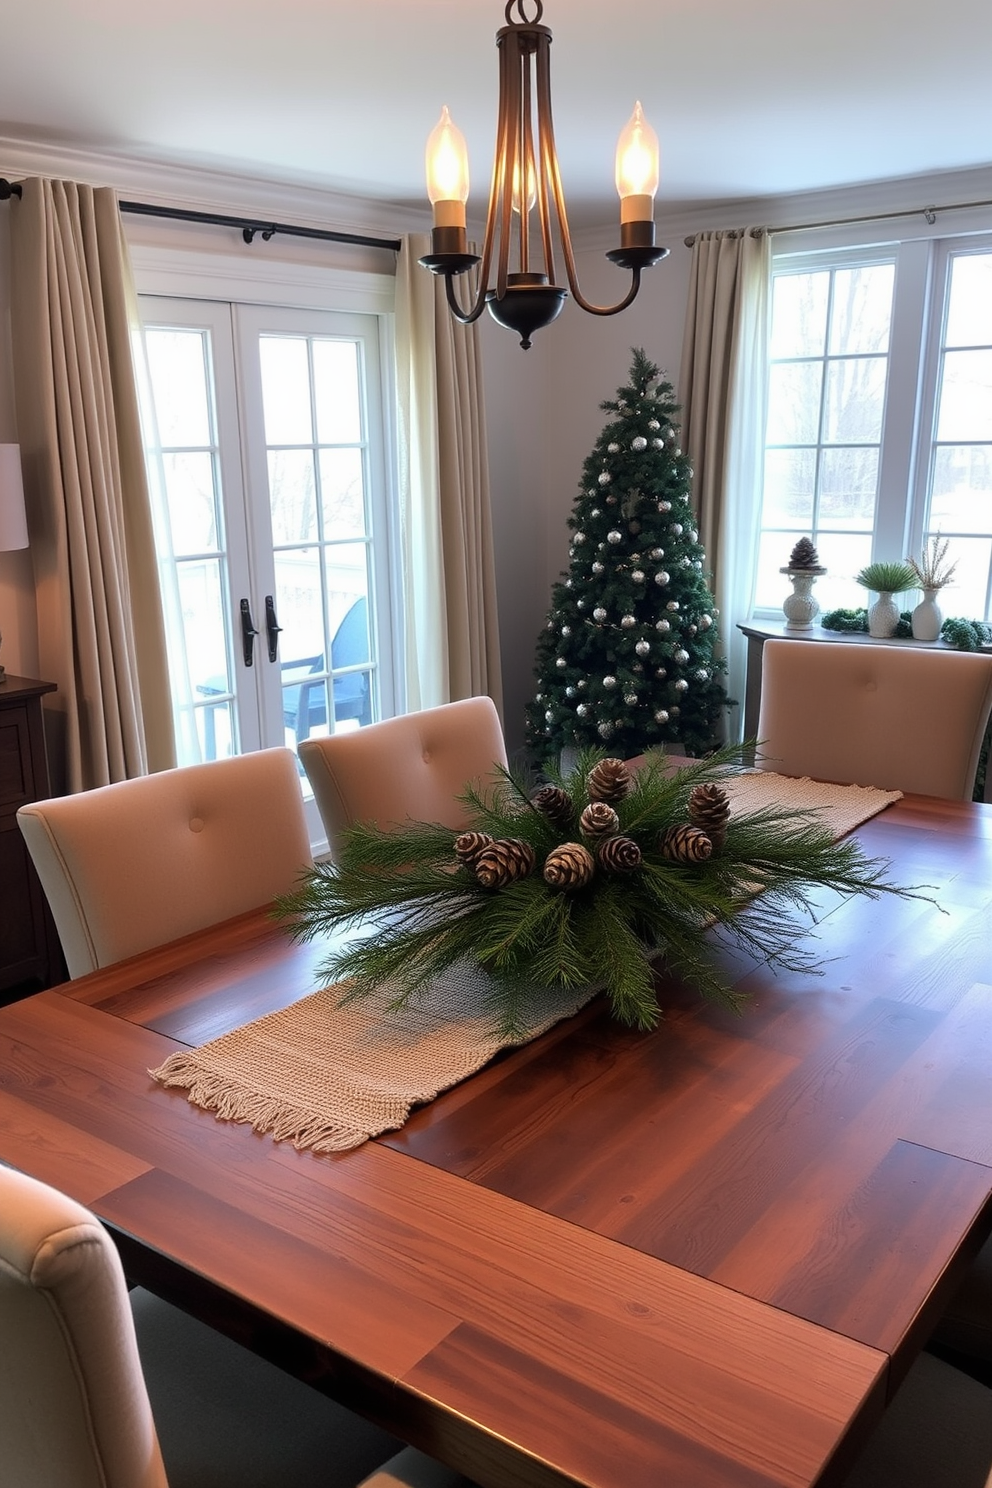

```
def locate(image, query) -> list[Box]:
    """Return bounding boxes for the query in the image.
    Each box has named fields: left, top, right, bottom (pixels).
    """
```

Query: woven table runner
left=149, top=772, right=901, bottom=1152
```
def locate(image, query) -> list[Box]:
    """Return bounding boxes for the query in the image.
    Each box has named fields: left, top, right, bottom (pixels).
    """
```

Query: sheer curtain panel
left=9, top=178, right=174, bottom=791
left=679, top=228, right=770, bottom=741
left=394, top=234, right=503, bottom=715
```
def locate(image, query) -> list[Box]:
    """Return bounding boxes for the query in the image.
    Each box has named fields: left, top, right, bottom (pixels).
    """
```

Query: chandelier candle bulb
left=425, top=106, right=471, bottom=251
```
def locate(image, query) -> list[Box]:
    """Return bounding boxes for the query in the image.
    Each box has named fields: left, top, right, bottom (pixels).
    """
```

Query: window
left=755, top=231, right=992, bottom=621
left=139, top=294, right=399, bottom=846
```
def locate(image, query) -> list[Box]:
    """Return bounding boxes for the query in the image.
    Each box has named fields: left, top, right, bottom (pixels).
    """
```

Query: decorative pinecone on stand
left=474, top=839, right=536, bottom=889
left=587, top=758, right=632, bottom=804
left=687, top=784, right=731, bottom=852
left=543, top=842, right=596, bottom=890
left=786, top=537, right=826, bottom=573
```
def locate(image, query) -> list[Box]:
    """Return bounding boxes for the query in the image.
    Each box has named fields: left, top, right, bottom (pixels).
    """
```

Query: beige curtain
left=679, top=228, right=771, bottom=740
left=9, top=178, right=174, bottom=792
left=394, top=234, right=503, bottom=715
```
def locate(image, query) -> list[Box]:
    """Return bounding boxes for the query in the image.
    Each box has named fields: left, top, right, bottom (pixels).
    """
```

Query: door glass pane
left=313, top=340, right=362, bottom=444
left=143, top=321, right=239, bottom=763
left=259, top=338, right=314, bottom=445
left=319, top=447, right=367, bottom=539
left=269, top=450, right=318, bottom=544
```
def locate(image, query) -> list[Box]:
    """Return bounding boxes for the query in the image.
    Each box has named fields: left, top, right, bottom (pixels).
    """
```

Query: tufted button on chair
left=16, top=748, right=313, bottom=978
left=756, top=638, right=992, bottom=799
left=299, top=697, right=507, bottom=860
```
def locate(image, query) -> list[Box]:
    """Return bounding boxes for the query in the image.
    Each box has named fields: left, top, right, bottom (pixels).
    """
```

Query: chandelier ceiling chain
left=420, top=0, right=668, bottom=348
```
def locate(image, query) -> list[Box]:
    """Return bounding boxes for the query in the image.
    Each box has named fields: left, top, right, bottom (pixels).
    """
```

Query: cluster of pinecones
left=455, top=760, right=732, bottom=892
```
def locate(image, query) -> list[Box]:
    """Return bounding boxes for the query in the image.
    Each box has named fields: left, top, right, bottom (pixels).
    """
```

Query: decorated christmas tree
left=525, top=349, right=729, bottom=762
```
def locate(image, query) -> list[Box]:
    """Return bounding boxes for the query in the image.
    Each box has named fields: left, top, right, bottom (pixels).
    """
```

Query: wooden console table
left=0, top=675, right=63, bottom=995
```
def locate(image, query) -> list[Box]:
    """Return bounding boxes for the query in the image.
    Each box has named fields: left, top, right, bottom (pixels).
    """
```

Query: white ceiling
left=3, top=0, right=992, bottom=225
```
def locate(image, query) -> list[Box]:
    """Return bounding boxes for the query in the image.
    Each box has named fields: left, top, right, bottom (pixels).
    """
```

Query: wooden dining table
left=1, top=790, right=991, bottom=1488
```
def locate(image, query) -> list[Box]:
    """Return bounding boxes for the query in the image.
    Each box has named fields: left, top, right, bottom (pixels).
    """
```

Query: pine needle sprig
left=273, top=744, right=921, bottom=1033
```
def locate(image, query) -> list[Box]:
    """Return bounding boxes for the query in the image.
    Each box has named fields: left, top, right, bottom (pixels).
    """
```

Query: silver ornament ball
left=603, top=675, right=617, bottom=689
left=621, top=614, right=636, bottom=629
left=631, top=435, right=647, bottom=451
left=635, top=640, right=650, bottom=656
left=655, top=618, right=671, bottom=633
left=593, top=606, right=608, bottom=622
left=598, top=471, right=612, bottom=485
left=654, top=709, right=669, bottom=724
left=675, top=679, right=689, bottom=693
left=654, top=570, right=670, bottom=586
left=607, top=529, right=623, bottom=544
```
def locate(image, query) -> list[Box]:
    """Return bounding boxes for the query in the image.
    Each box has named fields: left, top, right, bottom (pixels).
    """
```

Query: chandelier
left=420, top=0, right=668, bottom=349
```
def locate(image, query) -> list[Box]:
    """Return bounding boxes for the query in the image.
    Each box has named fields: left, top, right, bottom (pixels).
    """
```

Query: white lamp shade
left=0, top=444, right=29, bottom=551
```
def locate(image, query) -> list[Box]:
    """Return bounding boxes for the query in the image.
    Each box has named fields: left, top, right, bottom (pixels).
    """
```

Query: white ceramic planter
left=867, top=591, right=900, bottom=638
left=780, top=567, right=825, bottom=630
left=911, top=588, right=943, bottom=642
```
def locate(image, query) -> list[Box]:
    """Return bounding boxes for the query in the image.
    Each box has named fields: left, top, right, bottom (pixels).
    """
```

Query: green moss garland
left=274, top=746, right=921, bottom=1037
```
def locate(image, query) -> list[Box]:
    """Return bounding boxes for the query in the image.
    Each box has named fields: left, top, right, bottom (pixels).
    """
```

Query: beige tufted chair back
left=756, top=639, right=992, bottom=799
left=0, top=1164, right=168, bottom=1488
left=17, top=748, right=312, bottom=978
left=299, top=697, right=507, bottom=859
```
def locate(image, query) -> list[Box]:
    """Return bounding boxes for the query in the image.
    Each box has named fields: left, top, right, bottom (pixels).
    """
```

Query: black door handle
left=240, top=598, right=260, bottom=667
left=264, top=595, right=283, bottom=664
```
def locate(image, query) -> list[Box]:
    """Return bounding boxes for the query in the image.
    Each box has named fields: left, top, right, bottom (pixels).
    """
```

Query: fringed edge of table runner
left=150, top=1049, right=383, bottom=1152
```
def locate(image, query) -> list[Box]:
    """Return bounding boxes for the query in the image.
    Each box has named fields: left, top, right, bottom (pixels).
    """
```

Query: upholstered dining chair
left=756, top=638, right=992, bottom=799
left=299, top=696, right=507, bottom=859
left=0, top=1162, right=416, bottom=1488
left=16, top=747, right=312, bottom=978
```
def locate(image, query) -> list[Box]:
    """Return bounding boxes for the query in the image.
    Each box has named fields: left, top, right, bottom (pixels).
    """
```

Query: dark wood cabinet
left=0, top=676, right=63, bottom=995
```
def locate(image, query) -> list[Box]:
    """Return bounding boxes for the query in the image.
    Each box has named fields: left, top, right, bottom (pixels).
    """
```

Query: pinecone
left=687, top=784, right=731, bottom=852
left=454, top=831, right=494, bottom=868
left=586, top=758, right=632, bottom=804
left=579, top=801, right=620, bottom=839
left=543, top=842, right=595, bottom=890
left=597, top=835, right=642, bottom=873
left=659, top=824, right=713, bottom=863
left=474, top=838, right=536, bottom=889
left=531, top=784, right=574, bottom=829
left=788, top=537, right=822, bottom=570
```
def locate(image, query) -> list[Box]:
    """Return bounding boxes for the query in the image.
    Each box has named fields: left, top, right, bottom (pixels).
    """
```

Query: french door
left=140, top=296, right=399, bottom=842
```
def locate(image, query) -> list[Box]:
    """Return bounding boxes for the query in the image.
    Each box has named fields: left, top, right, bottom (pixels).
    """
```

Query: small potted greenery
left=855, top=560, right=917, bottom=638
left=907, top=535, right=957, bottom=641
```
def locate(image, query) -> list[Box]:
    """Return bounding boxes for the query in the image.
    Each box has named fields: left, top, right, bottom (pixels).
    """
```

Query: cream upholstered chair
left=299, top=696, right=507, bottom=859
left=756, top=639, right=992, bottom=799
left=0, top=1164, right=405, bottom=1488
left=16, top=747, right=312, bottom=978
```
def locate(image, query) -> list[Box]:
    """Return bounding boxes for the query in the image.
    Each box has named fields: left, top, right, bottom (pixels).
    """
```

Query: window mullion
left=875, top=238, right=932, bottom=560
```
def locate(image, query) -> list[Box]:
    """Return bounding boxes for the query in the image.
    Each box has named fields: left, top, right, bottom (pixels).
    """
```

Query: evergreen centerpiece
left=275, top=747, right=916, bottom=1036
left=525, top=349, right=729, bottom=762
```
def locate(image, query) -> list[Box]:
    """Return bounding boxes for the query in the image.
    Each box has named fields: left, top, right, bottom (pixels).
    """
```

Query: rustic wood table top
left=1, top=791, right=990, bottom=1488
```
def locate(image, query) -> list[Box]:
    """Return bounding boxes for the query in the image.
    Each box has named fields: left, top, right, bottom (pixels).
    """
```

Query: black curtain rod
left=0, top=178, right=401, bottom=252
